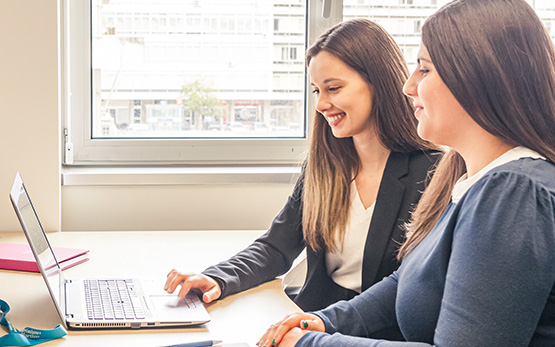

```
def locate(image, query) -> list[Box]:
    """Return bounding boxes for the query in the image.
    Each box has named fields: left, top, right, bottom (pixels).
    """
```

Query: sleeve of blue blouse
left=432, top=170, right=555, bottom=346
left=296, top=273, right=431, bottom=346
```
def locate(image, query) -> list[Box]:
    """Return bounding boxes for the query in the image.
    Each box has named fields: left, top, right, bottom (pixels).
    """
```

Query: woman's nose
left=315, top=94, right=331, bottom=114
left=403, top=70, right=418, bottom=98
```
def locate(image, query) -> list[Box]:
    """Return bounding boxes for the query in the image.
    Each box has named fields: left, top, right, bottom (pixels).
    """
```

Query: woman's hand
left=278, top=328, right=310, bottom=347
left=164, top=269, right=221, bottom=303
left=257, top=312, right=324, bottom=346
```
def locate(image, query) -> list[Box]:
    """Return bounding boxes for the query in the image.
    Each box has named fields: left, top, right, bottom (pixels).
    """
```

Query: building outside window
left=343, top=0, right=555, bottom=70
left=90, top=0, right=304, bottom=140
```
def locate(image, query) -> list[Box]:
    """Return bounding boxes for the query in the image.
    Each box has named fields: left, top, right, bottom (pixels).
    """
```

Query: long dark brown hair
left=303, top=18, right=436, bottom=252
left=399, top=0, right=555, bottom=259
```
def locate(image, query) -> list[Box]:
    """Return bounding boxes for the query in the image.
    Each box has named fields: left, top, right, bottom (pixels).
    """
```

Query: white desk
left=0, top=231, right=301, bottom=347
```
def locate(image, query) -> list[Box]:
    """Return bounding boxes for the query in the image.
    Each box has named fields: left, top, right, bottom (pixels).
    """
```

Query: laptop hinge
left=64, top=278, right=71, bottom=317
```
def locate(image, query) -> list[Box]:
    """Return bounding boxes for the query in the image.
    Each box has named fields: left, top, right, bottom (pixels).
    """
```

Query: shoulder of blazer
left=383, top=151, right=411, bottom=180
left=384, top=149, right=442, bottom=181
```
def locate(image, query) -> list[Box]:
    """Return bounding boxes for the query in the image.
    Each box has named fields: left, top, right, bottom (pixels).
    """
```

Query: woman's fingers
left=163, top=271, right=221, bottom=302
left=258, top=322, right=280, bottom=346
left=258, top=316, right=293, bottom=346
left=257, top=313, right=322, bottom=346
left=202, top=285, right=221, bottom=303
left=270, top=320, right=299, bottom=346
left=164, top=269, right=188, bottom=293
left=299, top=316, right=325, bottom=332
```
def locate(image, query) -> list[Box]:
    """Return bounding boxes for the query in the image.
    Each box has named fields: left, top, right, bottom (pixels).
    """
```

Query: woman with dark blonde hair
left=164, top=18, right=439, bottom=322
left=259, top=0, right=555, bottom=346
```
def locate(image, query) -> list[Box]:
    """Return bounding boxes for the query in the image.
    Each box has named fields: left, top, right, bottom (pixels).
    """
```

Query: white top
left=325, top=181, right=374, bottom=293
left=452, top=146, right=545, bottom=203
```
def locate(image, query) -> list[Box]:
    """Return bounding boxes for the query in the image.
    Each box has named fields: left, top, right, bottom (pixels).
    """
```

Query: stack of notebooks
left=0, top=243, right=89, bottom=272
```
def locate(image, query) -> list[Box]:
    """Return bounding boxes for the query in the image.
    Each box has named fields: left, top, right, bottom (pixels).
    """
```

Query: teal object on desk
left=0, top=299, right=67, bottom=346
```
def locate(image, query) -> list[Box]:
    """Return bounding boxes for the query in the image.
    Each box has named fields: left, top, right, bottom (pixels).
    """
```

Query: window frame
left=63, top=0, right=342, bottom=166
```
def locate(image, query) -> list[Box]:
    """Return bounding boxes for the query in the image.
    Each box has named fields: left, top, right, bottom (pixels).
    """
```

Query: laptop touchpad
left=149, top=295, right=196, bottom=309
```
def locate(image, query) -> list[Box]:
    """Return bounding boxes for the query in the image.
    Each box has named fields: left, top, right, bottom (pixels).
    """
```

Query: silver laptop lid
left=9, top=172, right=67, bottom=326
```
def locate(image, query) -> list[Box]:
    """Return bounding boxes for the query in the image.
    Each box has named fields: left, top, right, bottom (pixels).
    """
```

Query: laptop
left=9, top=172, right=211, bottom=330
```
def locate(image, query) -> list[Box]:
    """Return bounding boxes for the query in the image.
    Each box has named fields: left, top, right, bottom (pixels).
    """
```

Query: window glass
left=343, top=0, right=555, bottom=70
left=91, top=0, right=306, bottom=139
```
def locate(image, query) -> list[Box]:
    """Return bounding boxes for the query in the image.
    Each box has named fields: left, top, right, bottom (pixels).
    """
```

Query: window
left=64, top=0, right=555, bottom=165
left=64, top=0, right=328, bottom=165
left=414, top=19, right=422, bottom=33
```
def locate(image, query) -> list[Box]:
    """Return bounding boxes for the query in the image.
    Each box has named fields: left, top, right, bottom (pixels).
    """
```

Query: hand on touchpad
left=150, top=295, right=188, bottom=308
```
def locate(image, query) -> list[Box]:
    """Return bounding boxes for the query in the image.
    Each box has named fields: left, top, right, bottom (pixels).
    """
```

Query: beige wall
left=62, top=184, right=293, bottom=231
left=0, top=0, right=60, bottom=232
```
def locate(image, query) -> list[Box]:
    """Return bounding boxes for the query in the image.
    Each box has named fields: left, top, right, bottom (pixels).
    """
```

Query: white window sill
left=61, top=166, right=301, bottom=186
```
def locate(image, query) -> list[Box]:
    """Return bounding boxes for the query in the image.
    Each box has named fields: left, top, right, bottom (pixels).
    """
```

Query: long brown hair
left=303, top=18, right=435, bottom=252
left=399, top=0, right=555, bottom=259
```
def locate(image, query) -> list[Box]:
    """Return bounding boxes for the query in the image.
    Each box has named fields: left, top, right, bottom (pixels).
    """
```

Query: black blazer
left=203, top=150, right=440, bottom=312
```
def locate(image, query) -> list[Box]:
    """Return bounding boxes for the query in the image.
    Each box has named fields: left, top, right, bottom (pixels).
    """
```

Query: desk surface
left=0, top=231, right=301, bottom=347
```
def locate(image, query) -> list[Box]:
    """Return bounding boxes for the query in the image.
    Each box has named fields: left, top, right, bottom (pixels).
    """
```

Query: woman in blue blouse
left=258, top=0, right=555, bottom=346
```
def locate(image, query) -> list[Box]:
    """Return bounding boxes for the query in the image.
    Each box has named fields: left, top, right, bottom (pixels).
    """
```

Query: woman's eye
left=329, top=86, right=340, bottom=92
left=312, top=89, right=320, bottom=94
left=419, top=69, right=430, bottom=75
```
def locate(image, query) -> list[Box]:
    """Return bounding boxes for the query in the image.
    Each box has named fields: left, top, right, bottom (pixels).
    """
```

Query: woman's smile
left=325, top=112, right=346, bottom=126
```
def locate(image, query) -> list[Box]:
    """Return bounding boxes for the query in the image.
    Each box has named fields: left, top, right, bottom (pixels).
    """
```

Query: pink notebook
left=0, top=243, right=89, bottom=272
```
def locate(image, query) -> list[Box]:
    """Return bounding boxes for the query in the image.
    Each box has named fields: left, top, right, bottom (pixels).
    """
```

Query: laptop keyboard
left=84, top=279, right=146, bottom=320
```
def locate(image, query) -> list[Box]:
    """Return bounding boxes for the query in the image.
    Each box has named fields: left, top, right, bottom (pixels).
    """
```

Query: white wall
left=0, top=0, right=295, bottom=233
left=0, top=0, right=60, bottom=232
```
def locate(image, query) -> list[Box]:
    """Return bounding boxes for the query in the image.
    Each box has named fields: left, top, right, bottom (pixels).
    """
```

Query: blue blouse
left=297, top=158, right=555, bottom=346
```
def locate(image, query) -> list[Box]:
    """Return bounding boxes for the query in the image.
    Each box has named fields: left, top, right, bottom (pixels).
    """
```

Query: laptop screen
left=9, top=172, right=66, bottom=319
